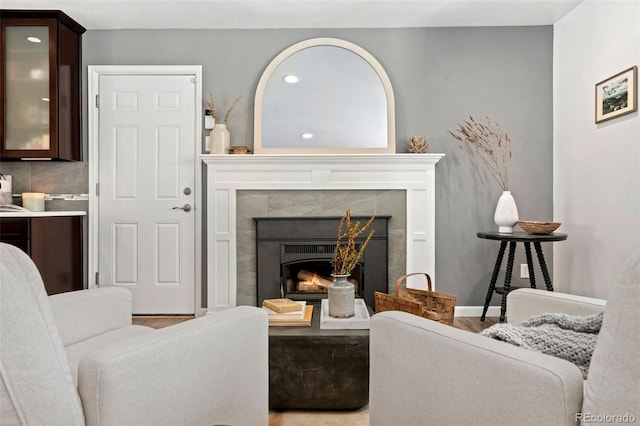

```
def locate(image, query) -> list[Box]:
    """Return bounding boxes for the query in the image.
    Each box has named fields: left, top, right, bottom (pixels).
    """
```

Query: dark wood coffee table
left=268, top=303, right=369, bottom=410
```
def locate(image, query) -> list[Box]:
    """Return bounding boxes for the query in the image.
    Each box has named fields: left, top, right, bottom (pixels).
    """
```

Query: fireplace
left=202, top=154, right=443, bottom=312
left=255, top=216, right=390, bottom=308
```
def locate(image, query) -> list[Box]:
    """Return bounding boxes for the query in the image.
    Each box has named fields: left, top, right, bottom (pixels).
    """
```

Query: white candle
left=22, top=192, right=45, bottom=211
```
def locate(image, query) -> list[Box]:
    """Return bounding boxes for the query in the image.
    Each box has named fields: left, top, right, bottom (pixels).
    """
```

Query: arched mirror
left=254, top=38, right=395, bottom=154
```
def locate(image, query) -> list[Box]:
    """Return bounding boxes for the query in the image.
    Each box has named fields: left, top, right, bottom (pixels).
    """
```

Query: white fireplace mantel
left=202, top=153, right=444, bottom=312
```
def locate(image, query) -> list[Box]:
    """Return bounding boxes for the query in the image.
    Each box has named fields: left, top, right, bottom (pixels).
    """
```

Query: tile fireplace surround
left=202, top=153, right=444, bottom=312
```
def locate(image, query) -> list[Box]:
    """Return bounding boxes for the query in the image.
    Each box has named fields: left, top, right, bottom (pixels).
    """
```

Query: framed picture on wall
left=595, top=66, right=637, bottom=124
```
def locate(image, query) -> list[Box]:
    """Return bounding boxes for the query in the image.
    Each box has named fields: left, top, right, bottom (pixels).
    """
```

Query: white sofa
left=370, top=250, right=640, bottom=426
left=0, top=242, right=269, bottom=426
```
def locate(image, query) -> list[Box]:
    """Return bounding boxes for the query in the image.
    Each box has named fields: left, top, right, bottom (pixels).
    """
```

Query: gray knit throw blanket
left=480, top=312, right=603, bottom=378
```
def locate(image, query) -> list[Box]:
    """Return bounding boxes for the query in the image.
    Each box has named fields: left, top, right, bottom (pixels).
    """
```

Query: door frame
left=88, top=65, right=204, bottom=316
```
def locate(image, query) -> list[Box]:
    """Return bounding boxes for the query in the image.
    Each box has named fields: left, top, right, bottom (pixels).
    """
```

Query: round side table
left=476, top=231, right=567, bottom=322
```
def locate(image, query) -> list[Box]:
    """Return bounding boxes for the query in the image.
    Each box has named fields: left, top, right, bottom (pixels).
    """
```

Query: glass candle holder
left=22, top=192, right=45, bottom=211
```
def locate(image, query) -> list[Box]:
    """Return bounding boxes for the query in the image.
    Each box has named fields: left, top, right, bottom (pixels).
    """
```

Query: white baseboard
left=454, top=306, right=501, bottom=317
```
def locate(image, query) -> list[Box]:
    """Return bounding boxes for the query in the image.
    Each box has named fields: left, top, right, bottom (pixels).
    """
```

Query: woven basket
left=374, top=273, right=456, bottom=326
left=517, top=220, right=561, bottom=234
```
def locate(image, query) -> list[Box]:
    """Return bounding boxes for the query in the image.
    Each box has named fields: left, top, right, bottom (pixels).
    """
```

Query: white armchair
left=0, top=243, right=269, bottom=426
left=370, top=250, right=640, bottom=426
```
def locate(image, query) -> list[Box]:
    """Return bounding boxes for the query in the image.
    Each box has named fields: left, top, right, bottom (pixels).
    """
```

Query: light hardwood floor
left=131, top=315, right=193, bottom=328
left=132, top=314, right=498, bottom=426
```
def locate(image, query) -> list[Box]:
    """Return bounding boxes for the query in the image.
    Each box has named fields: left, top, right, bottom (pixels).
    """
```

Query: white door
left=97, top=74, right=196, bottom=314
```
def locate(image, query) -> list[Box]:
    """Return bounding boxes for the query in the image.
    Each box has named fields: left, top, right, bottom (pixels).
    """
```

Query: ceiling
left=1, top=0, right=583, bottom=30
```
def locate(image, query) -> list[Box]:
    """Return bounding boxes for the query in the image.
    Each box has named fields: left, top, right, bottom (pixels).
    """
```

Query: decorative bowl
left=228, top=146, right=251, bottom=155
left=517, top=221, right=561, bottom=235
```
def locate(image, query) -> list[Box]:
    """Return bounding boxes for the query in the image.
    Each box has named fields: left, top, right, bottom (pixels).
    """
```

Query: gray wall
left=81, top=26, right=553, bottom=307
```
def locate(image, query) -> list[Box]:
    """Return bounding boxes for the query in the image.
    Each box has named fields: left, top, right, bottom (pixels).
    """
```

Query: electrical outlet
left=520, top=264, right=529, bottom=279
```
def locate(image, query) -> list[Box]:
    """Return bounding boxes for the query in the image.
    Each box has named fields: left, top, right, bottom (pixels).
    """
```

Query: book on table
left=263, top=301, right=313, bottom=327
left=262, top=298, right=303, bottom=313
left=262, top=301, right=306, bottom=318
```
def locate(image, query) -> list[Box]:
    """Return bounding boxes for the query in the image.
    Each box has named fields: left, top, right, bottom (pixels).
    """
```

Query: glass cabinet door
left=4, top=25, right=51, bottom=151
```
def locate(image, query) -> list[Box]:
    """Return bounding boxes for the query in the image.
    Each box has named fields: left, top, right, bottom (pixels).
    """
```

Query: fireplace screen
left=255, top=216, right=389, bottom=308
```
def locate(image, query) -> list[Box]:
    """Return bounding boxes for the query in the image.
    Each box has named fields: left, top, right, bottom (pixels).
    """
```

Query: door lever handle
left=172, top=204, right=192, bottom=212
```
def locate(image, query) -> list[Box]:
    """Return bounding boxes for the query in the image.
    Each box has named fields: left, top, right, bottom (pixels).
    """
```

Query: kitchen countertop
left=0, top=211, right=87, bottom=218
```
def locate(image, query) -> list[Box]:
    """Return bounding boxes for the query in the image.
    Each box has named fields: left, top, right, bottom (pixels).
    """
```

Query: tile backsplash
left=0, top=162, right=88, bottom=211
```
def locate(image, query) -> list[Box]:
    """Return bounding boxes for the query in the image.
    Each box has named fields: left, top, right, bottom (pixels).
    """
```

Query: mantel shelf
left=199, top=153, right=445, bottom=164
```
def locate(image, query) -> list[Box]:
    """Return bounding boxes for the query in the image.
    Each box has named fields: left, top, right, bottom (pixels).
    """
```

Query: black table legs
left=481, top=241, right=507, bottom=322
left=481, top=241, right=554, bottom=323
left=500, top=242, right=517, bottom=322
left=535, top=242, right=554, bottom=291
left=524, top=242, right=536, bottom=289
left=477, top=231, right=565, bottom=323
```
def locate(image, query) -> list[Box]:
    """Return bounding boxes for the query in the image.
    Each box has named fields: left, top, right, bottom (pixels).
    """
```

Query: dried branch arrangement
left=206, top=91, right=217, bottom=121
left=332, top=209, right=375, bottom=276
left=223, top=96, right=241, bottom=123
left=449, top=116, right=512, bottom=191
left=206, top=91, right=242, bottom=124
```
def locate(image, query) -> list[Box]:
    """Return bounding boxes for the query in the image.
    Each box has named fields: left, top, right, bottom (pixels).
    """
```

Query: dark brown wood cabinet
left=0, top=216, right=83, bottom=294
left=0, top=10, right=85, bottom=161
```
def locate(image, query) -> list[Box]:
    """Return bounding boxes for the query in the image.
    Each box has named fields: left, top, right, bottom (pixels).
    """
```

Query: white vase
left=210, top=123, right=230, bottom=154
left=494, top=190, right=519, bottom=233
left=328, top=274, right=355, bottom=318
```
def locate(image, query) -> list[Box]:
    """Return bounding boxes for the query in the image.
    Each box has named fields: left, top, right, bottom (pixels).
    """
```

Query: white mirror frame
left=254, top=38, right=396, bottom=154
